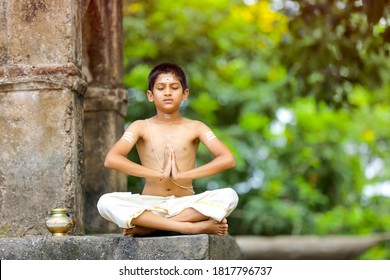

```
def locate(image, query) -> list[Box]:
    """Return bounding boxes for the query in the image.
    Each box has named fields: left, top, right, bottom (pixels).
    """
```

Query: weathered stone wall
left=0, top=0, right=127, bottom=236
left=0, top=0, right=86, bottom=236
left=84, top=88, right=127, bottom=233
left=82, top=0, right=127, bottom=234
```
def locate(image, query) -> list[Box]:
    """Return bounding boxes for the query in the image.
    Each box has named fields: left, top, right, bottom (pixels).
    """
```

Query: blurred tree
left=275, top=0, right=390, bottom=108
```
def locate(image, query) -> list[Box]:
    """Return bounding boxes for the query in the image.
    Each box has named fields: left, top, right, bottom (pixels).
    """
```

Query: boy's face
left=147, top=72, right=189, bottom=113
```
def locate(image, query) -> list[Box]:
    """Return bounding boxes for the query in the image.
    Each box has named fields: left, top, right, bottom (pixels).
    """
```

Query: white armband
left=205, top=131, right=216, bottom=141
left=122, top=132, right=135, bottom=143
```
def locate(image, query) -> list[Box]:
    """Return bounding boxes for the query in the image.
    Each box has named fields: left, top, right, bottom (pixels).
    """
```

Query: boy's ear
left=147, top=90, right=154, bottom=102
left=182, top=88, right=189, bottom=100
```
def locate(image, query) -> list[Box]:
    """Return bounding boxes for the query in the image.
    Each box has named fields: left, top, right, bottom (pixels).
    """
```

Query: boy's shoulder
left=128, top=117, right=210, bottom=131
left=127, top=119, right=146, bottom=128
left=182, top=117, right=208, bottom=128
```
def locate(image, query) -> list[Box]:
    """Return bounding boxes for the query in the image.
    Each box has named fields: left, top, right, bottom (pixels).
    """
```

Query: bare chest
left=138, top=122, right=199, bottom=168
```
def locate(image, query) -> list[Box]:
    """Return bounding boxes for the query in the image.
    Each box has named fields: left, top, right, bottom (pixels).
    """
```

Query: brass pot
left=46, top=208, right=74, bottom=236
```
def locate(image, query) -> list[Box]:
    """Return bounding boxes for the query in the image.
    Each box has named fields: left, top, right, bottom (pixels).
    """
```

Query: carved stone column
left=0, top=0, right=86, bottom=236
left=82, top=0, right=127, bottom=233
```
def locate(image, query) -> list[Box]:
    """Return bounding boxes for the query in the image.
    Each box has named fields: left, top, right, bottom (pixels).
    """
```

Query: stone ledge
left=0, top=234, right=242, bottom=260
left=0, top=65, right=87, bottom=95
left=235, top=234, right=390, bottom=260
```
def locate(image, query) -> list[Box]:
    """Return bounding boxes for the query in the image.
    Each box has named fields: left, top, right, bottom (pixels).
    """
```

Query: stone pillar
left=0, top=0, right=86, bottom=236
left=82, top=0, right=127, bottom=233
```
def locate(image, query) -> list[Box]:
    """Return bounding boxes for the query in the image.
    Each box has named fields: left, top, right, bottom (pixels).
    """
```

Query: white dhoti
left=97, top=188, right=239, bottom=229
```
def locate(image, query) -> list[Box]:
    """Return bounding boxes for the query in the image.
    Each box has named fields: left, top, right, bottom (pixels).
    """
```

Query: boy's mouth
left=163, top=99, right=173, bottom=102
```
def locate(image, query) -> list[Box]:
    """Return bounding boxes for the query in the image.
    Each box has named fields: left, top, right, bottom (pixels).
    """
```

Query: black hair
left=148, top=63, right=188, bottom=92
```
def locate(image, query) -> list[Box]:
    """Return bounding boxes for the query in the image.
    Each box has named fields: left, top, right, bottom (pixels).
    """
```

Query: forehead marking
left=161, top=77, right=174, bottom=83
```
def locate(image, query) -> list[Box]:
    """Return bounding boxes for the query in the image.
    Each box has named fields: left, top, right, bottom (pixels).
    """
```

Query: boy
left=97, top=63, right=238, bottom=237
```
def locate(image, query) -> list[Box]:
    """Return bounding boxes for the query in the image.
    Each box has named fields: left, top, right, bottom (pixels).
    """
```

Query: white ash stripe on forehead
left=205, top=131, right=216, bottom=141
left=161, top=77, right=174, bottom=82
left=122, top=132, right=134, bottom=143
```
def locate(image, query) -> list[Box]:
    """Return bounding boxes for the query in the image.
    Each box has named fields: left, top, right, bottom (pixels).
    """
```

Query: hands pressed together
left=160, top=144, right=180, bottom=181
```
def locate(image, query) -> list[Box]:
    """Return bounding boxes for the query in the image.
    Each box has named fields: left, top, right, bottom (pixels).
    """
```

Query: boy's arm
left=172, top=122, right=236, bottom=180
left=104, top=120, right=162, bottom=180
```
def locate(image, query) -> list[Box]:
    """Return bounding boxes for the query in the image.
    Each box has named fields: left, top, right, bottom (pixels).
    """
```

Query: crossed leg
left=123, top=208, right=228, bottom=237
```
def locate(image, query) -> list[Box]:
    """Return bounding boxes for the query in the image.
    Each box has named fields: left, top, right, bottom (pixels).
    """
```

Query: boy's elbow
left=227, top=155, right=236, bottom=169
left=104, top=155, right=113, bottom=169
left=230, top=157, right=236, bottom=169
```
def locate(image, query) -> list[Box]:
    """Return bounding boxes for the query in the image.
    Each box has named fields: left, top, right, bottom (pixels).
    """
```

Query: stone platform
left=0, top=234, right=242, bottom=260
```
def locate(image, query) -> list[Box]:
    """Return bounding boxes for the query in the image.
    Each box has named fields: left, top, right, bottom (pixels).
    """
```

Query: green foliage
left=277, top=0, right=390, bottom=108
left=122, top=0, right=390, bottom=258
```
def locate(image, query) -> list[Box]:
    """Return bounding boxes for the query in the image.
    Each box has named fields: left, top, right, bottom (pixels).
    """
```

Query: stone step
left=0, top=234, right=243, bottom=260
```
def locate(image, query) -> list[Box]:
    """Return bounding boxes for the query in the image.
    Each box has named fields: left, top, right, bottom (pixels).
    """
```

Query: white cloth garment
left=97, top=188, right=239, bottom=228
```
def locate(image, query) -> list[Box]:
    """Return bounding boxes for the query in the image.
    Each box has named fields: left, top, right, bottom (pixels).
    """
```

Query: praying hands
left=162, top=144, right=181, bottom=181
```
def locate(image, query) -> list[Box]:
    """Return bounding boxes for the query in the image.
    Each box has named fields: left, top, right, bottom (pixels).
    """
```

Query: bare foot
left=188, top=218, right=228, bottom=236
left=123, top=226, right=155, bottom=237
